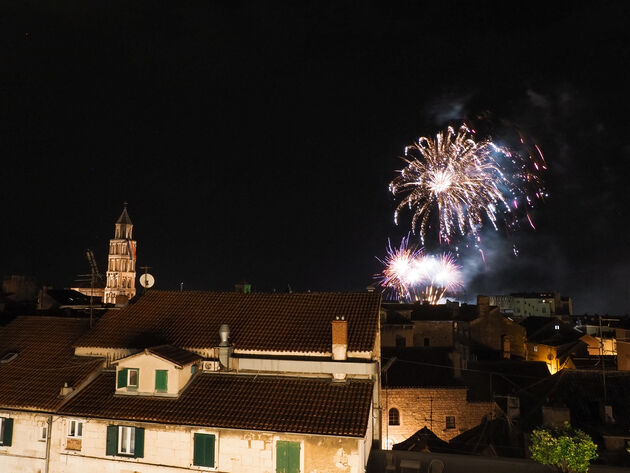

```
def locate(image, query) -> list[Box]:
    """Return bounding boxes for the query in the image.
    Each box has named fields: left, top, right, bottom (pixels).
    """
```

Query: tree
left=530, top=422, right=598, bottom=473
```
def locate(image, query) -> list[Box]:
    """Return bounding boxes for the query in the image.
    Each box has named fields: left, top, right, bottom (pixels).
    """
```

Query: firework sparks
left=390, top=124, right=545, bottom=244
left=377, top=238, right=462, bottom=303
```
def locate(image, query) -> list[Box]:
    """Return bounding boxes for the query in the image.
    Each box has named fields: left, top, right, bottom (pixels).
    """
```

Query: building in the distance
left=103, top=204, right=137, bottom=304
left=488, top=292, right=573, bottom=319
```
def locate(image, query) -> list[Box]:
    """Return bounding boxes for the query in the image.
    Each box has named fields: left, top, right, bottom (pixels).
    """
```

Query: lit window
left=533, top=345, right=538, bottom=352
left=554, top=324, right=560, bottom=330
left=118, top=426, right=136, bottom=455
left=68, top=420, right=83, bottom=438
left=446, top=416, right=456, bottom=429
left=388, top=408, right=400, bottom=426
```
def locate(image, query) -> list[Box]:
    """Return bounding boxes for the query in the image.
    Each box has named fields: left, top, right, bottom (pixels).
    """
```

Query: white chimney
left=218, top=324, right=233, bottom=370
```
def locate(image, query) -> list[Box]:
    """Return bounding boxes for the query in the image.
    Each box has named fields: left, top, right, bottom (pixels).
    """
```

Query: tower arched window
left=389, top=408, right=400, bottom=426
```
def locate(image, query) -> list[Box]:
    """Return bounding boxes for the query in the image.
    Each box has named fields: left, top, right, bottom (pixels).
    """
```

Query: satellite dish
left=139, top=273, right=155, bottom=288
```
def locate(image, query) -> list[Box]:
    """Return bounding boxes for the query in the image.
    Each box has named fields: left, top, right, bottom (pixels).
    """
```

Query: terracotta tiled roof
left=0, top=317, right=104, bottom=411
left=145, top=345, right=202, bottom=366
left=76, top=291, right=381, bottom=353
left=59, top=372, right=374, bottom=437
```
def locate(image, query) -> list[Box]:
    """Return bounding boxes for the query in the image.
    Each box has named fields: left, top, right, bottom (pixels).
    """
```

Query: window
left=388, top=408, right=400, bottom=426
left=155, top=370, right=168, bottom=392
left=395, top=335, right=406, bottom=348
left=554, top=324, right=560, bottom=330
left=0, top=417, right=13, bottom=446
left=445, top=416, right=456, bottom=429
left=533, top=345, right=538, bottom=352
left=276, top=440, right=300, bottom=473
left=68, top=420, right=83, bottom=438
left=106, top=425, right=144, bottom=458
left=39, top=425, right=48, bottom=442
left=424, top=337, right=430, bottom=347
left=117, top=368, right=139, bottom=389
left=193, top=433, right=216, bottom=467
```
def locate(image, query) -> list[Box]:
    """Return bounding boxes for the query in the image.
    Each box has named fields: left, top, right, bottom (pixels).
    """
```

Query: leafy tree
left=530, top=422, right=598, bottom=473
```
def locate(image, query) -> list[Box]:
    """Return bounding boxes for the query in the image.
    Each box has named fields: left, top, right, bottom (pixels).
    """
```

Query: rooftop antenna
left=180, top=282, right=184, bottom=292
left=139, top=266, right=155, bottom=294
left=76, top=249, right=105, bottom=327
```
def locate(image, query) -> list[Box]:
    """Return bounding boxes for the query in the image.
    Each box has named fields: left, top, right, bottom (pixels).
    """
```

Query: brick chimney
left=332, top=316, right=348, bottom=361
left=477, top=295, right=490, bottom=318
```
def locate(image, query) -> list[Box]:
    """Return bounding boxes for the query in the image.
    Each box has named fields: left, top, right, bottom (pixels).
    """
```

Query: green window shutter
left=194, top=433, right=215, bottom=467
left=106, top=425, right=118, bottom=456
left=134, top=427, right=144, bottom=458
left=155, top=370, right=168, bottom=391
left=277, top=441, right=300, bottom=473
left=2, top=418, right=13, bottom=446
left=117, top=368, right=128, bottom=388
left=287, top=442, right=300, bottom=473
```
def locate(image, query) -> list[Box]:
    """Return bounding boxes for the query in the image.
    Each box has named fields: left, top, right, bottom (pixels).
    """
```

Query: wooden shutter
left=117, top=368, right=128, bottom=388
left=155, top=370, right=168, bottom=391
left=2, top=418, right=13, bottom=446
left=277, top=441, right=300, bottom=473
left=194, top=433, right=215, bottom=467
left=106, top=425, right=118, bottom=456
left=134, top=427, right=144, bottom=458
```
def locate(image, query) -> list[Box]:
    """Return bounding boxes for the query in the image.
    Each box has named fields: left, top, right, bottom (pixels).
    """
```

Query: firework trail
left=376, top=236, right=422, bottom=300
left=390, top=124, right=545, bottom=245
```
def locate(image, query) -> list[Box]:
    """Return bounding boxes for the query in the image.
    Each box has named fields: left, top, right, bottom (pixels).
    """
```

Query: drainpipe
left=44, top=415, right=52, bottom=473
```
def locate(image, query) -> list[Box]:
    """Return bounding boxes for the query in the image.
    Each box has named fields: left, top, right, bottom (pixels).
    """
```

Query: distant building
left=488, top=292, right=573, bottom=319
left=103, top=204, right=137, bottom=304
left=1, top=275, right=38, bottom=303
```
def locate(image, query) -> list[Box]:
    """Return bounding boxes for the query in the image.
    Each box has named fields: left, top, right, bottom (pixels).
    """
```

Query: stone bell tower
left=103, top=203, right=137, bottom=304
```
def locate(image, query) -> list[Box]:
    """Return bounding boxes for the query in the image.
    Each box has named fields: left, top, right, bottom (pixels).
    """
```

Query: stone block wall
left=382, top=388, right=495, bottom=448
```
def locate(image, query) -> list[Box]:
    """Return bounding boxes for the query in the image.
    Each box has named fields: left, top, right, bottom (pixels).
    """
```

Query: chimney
left=332, top=316, right=348, bottom=361
left=477, top=295, right=490, bottom=318
left=218, top=324, right=233, bottom=370
left=60, top=382, right=74, bottom=396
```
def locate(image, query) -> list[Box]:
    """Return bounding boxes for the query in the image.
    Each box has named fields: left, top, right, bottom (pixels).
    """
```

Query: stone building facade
left=382, top=387, right=495, bottom=447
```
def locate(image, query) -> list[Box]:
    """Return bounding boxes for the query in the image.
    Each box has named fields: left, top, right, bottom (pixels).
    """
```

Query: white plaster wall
left=48, top=416, right=365, bottom=473
left=0, top=410, right=49, bottom=473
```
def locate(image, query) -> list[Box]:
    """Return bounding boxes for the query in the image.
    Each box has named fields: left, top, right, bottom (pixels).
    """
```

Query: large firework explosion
left=390, top=124, right=545, bottom=245
left=377, top=237, right=462, bottom=303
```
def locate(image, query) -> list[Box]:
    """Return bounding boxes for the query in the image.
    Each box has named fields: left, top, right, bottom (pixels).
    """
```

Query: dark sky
left=2, top=1, right=629, bottom=314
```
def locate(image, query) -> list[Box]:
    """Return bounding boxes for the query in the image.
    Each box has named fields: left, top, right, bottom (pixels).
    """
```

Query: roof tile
left=76, top=291, right=381, bottom=353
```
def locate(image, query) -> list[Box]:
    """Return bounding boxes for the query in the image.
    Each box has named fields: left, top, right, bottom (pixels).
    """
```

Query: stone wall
left=381, top=387, right=495, bottom=448
left=0, top=410, right=49, bottom=473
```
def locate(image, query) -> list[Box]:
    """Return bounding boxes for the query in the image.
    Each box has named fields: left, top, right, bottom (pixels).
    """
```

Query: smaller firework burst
left=376, top=236, right=423, bottom=300
left=377, top=239, right=462, bottom=304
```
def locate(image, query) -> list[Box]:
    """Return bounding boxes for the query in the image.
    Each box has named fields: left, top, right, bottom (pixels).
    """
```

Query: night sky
left=2, top=2, right=629, bottom=314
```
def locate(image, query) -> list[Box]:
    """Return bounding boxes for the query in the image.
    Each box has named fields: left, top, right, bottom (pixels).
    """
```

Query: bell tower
left=103, top=203, right=137, bottom=304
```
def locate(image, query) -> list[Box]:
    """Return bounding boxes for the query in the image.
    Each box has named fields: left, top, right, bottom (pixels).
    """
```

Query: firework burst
left=390, top=124, right=545, bottom=245
left=377, top=238, right=462, bottom=303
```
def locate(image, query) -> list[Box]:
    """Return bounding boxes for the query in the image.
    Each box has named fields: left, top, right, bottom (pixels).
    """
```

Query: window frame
left=67, top=419, right=83, bottom=438
left=127, top=368, right=139, bottom=388
left=118, top=425, right=136, bottom=456
left=388, top=408, right=400, bottom=426
left=445, top=416, right=456, bottom=429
